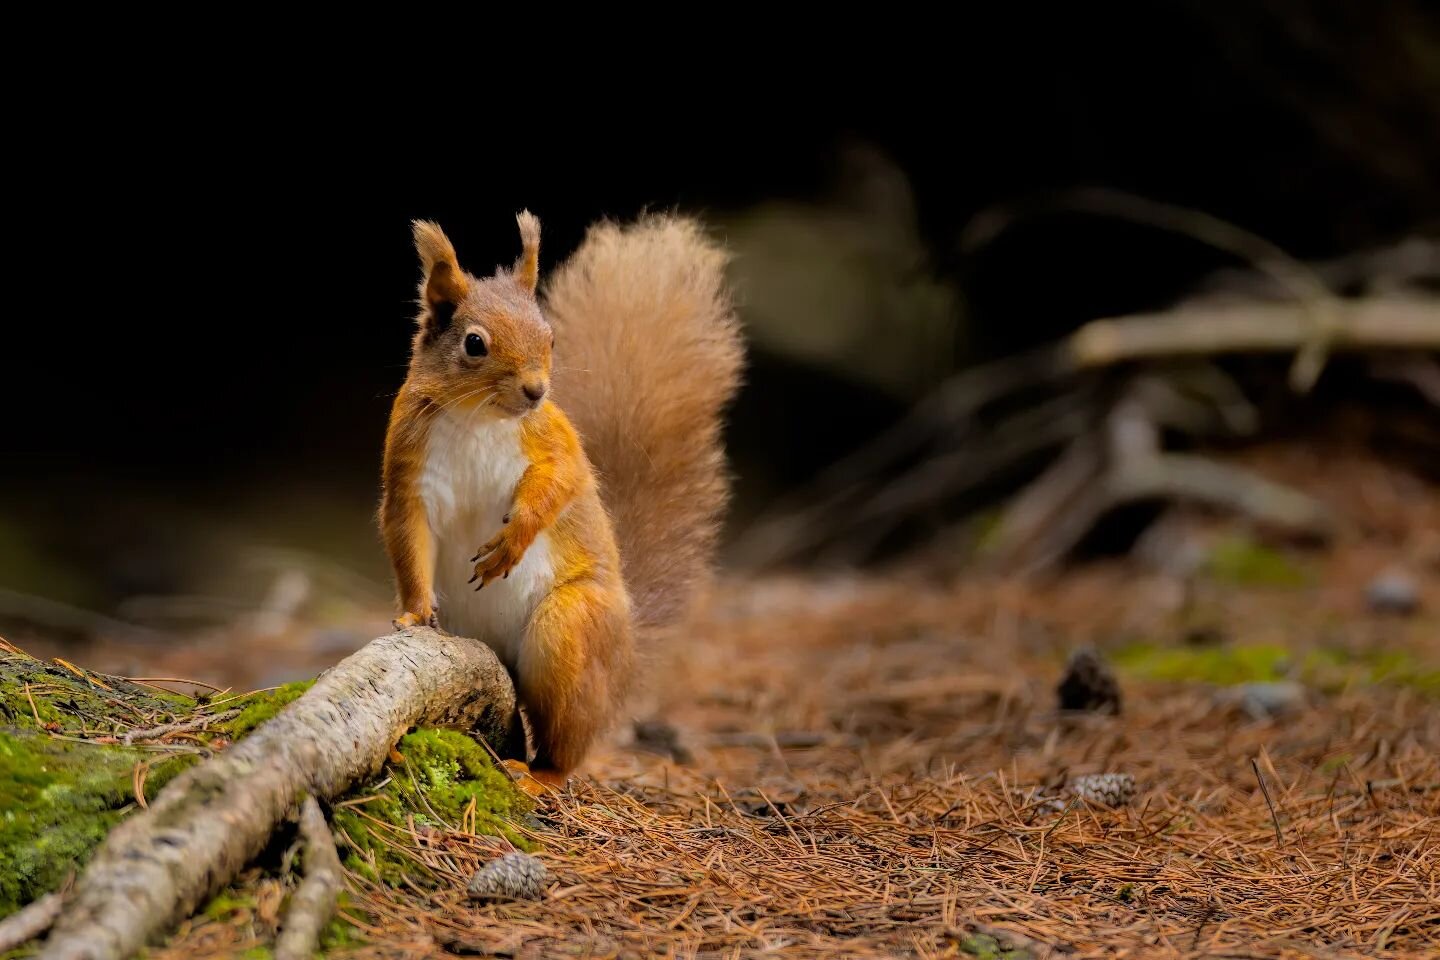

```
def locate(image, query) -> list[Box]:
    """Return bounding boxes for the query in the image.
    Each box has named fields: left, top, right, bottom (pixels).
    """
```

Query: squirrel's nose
left=521, top=380, right=547, bottom=403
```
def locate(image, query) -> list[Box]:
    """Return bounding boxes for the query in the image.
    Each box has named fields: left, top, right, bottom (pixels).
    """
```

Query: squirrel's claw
left=471, top=528, right=525, bottom=589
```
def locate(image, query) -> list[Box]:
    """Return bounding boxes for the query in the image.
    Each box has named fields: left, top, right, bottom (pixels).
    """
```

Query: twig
left=275, top=797, right=345, bottom=960
left=24, top=682, right=43, bottom=727
left=0, top=890, right=65, bottom=952
left=51, top=658, right=113, bottom=691
left=132, top=760, right=152, bottom=809
left=1252, top=757, right=1285, bottom=846
left=1069, top=298, right=1440, bottom=368
left=122, top=676, right=229, bottom=695
left=122, top=709, right=239, bottom=745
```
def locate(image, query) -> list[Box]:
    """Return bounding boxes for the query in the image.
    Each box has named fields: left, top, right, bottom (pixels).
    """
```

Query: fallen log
left=38, top=626, right=519, bottom=960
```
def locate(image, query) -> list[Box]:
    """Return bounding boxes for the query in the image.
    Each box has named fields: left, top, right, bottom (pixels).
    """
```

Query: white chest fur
left=419, top=410, right=555, bottom=668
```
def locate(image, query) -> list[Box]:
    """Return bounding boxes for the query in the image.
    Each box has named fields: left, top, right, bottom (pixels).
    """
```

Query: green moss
left=239, top=948, right=274, bottom=960
left=0, top=652, right=530, bottom=938
left=333, top=728, right=532, bottom=886
left=0, top=652, right=319, bottom=919
left=0, top=654, right=191, bottom=735
left=1115, top=642, right=1440, bottom=694
left=226, top=681, right=315, bottom=739
left=1, top=651, right=209, bottom=917
left=202, top=890, right=257, bottom=921
left=1358, top=650, right=1440, bottom=693
left=959, top=933, right=1031, bottom=959
left=1204, top=536, right=1309, bottom=587
left=1114, top=643, right=1294, bottom=685
left=320, top=899, right=363, bottom=952
left=0, top=730, right=194, bottom=915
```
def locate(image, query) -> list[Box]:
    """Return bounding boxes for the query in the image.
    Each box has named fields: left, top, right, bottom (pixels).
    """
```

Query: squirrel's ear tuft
left=412, top=220, right=469, bottom=309
left=513, top=210, right=541, bottom=295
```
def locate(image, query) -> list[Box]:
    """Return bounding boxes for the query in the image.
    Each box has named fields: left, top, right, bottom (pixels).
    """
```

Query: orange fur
left=513, top=210, right=541, bottom=295
left=380, top=211, right=741, bottom=781
left=470, top=402, right=586, bottom=587
left=545, top=216, right=743, bottom=632
left=381, top=390, right=437, bottom=625
left=412, top=220, right=470, bottom=306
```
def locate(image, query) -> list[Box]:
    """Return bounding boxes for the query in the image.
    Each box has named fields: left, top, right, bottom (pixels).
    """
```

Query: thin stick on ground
left=0, top=891, right=65, bottom=953
left=121, top=709, right=239, bottom=744
left=38, top=626, right=519, bottom=960
left=1252, top=757, right=1285, bottom=846
left=275, top=797, right=346, bottom=960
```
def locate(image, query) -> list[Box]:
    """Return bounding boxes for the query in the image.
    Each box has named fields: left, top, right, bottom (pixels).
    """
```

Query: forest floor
left=12, top=443, right=1440, bottom=959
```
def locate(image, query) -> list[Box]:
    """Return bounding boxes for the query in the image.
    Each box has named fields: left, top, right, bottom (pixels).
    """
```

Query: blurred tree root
left=8, top=627, right=520, bottom=960
left=733, top=278, right=1440, bottom=572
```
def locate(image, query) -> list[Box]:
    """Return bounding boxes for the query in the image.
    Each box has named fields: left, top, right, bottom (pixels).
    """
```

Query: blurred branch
left=734, top=287, right=1437, bottom=571
left=1070, top=297, right=1440, bottom=367
left=983, top=387, right=1332, bottom=574
left=1198, top=237, right=1440, bottom=301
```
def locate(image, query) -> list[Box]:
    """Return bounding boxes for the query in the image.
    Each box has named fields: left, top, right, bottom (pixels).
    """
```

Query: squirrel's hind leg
left=516, top=579, right=633, bottom=779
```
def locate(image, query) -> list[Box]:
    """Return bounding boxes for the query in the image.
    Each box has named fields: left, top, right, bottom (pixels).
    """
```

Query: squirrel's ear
left=513, top=210, right=541, bottom=295
left=412, top=220, right=469, bottom=309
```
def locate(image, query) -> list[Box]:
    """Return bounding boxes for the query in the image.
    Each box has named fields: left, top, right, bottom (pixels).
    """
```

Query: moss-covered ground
left=0, top=640, right=531, bottom=959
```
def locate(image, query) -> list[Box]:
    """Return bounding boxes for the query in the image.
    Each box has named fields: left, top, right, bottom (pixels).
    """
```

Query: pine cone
left=1056, top=647, right=1122, bottom=715
left=466, top=852, right=548, bottom=900
left=1068, top=772, right=1136, bottom=807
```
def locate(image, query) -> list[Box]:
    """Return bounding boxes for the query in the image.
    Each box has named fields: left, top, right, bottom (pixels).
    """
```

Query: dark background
left=3, top=3, right=1438, bottom=609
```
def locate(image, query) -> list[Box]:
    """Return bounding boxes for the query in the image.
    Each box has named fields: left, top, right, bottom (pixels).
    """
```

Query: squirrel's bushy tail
left=544, top=216, right=743, bottom=632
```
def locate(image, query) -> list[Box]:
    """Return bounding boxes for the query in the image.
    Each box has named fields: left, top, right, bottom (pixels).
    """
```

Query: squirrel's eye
left=464, top=333, right=488, bottom=358
left=551, top=333, right=556, bottom=349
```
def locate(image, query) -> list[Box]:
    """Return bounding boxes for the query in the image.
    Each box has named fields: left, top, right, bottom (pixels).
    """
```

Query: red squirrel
left=380, top=212, right=742, bottom=787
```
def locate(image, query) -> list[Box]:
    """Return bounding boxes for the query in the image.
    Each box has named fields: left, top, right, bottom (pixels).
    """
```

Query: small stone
left=1221, top=681, right=1306, bottom=720
left=1057, top=647, right=1122, bottom=715
left=1367, top=570, right=1419, bottom=616
left=1068, top=772, right=1136, bottom=807
left=466, top=852, right=548, bottom=900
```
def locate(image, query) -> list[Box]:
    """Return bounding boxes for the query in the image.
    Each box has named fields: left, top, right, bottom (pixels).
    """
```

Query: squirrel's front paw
left=392, top=610, right=430, bottom=630
left=469, top=526, right=528, bottom=589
